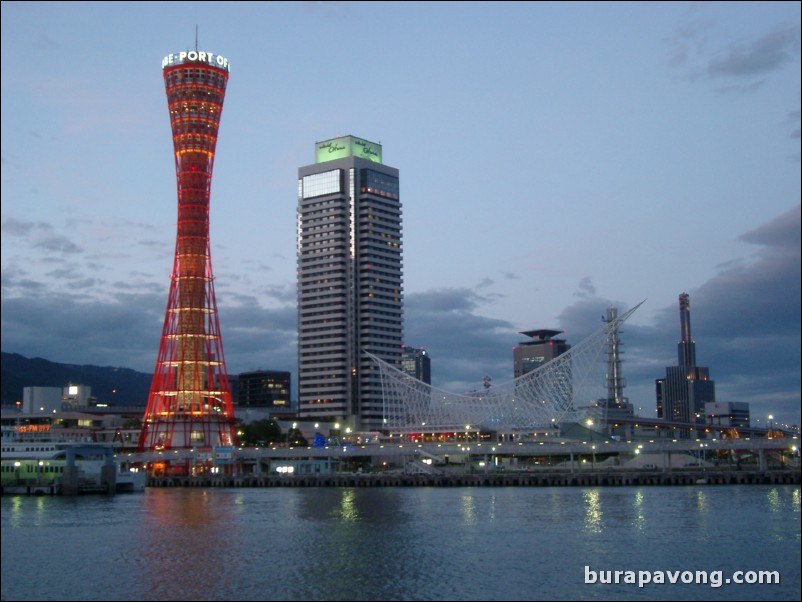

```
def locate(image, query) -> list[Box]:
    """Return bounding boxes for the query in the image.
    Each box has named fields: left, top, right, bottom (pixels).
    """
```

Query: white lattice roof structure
left=369, top=302, right=643, bottom=432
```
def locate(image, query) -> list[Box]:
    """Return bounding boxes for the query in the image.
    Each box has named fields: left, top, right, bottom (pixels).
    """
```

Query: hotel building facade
left=297, top=136, right=403, bottom=431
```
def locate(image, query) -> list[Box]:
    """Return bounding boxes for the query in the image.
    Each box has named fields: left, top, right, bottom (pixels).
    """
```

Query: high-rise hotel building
left=297, top=136, right=403, bottom=431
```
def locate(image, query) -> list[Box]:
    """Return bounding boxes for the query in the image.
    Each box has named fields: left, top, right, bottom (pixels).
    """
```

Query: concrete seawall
left=148, top=469, right=801, bottom=489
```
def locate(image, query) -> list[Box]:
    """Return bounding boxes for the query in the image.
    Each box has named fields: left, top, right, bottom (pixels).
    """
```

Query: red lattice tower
left=138, top=51, right=237, bottom=457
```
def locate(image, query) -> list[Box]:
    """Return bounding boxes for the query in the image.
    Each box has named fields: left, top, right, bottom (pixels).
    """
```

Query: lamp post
left=287, top=422, right=298, bottom=447
left=586, top=419, right=595, bottom=470
left=768, top=415, right=774, bottom=438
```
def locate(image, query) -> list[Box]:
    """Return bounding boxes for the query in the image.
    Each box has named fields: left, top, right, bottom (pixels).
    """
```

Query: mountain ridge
left=0, top=352, right=152, bottom=407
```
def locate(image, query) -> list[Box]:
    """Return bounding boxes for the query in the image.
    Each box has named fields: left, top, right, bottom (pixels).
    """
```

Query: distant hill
left=0, top=352, right=153, bottom=407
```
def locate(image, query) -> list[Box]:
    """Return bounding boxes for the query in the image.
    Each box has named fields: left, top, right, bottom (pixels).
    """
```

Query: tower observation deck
left=138, top=50, right=236, bottom=458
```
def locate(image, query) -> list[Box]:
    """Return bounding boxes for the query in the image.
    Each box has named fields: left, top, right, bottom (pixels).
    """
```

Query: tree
left=239, top=419, right=282, bottom=446
left=287, top=426, right=308, bottom=447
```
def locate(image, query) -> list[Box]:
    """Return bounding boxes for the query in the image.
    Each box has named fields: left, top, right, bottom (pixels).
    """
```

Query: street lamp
left=288, top=422, right=298, bottom=447
left=768, top=415, right=775, bottom=438
left=586, top=419, right=594, bottom=469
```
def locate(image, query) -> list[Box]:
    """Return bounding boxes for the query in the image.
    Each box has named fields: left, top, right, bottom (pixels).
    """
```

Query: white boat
left=1, top=425, right=145, bottom=494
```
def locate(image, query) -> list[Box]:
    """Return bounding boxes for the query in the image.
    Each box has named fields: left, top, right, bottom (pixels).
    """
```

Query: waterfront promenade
left=142, top=436, right=800, bottom=488
left=128, top=433, right=798, bottom=464
left=149, top=466, right=801, bottom=489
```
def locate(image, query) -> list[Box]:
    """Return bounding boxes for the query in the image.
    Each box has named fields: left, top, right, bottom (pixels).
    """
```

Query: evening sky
left=1, top=1, right=800, bottom=427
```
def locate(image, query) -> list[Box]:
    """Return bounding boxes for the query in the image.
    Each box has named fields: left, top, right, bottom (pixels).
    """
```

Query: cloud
left=707, top=25, right=801, bottom=79
left=553, top=205, right=801, bottom=424
left=0, top=294, right=165, bottom=372
left=405, top=287, right=488, bottom=314
left=219, top=304, right=298, bottom=375
left=713, top=79, right=767, bottom=96
left=403, top=205, right=800, bottom=425
left=669, top=21, right=800, bottom=93
left=789, top=110, right=801, bottom=140
left=2, top=218, right=46, bottom=236
left=667, top=16, right=715, bottom=71
left=404, top=288, right=517, bottom=392
left=573, top=276, right=596, bottom=299
left=2, top=207, right=799, bottom=425
left=740, top=204, right=801, bottom=248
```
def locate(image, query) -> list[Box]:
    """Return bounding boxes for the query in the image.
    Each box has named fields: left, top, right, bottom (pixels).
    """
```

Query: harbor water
left=2, top=485, right=800, bottom=601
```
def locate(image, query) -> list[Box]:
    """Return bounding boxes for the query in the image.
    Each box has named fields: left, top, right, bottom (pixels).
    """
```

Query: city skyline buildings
left=234, top=370, right=291, bottom=410
left=513, top=329, right=570, bottom=379
left=296, top=136, right=403, bottom=431
left=137, top=49, right=237, bottom=453
left=1, top=3, right=799, bottom=427
left=402, top=347, right=431, bottom=385
left=655, top=293, right=716, bottom=436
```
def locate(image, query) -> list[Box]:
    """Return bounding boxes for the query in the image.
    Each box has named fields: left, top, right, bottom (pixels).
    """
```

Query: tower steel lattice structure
left=138, top=51, right=236, bottom=455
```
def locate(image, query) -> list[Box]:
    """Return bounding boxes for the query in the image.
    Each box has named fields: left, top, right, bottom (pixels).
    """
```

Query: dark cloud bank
left=2, top=206, right=800, bottom=425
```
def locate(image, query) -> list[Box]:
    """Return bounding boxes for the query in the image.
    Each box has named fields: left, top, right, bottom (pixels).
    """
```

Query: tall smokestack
left=677, top=292, right=696, bottom=367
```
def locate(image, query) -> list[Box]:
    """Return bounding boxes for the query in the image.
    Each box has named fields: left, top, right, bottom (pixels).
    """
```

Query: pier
left=139, top=436, right=800, bottom=488
left=148, top=467, right=800, bottom=489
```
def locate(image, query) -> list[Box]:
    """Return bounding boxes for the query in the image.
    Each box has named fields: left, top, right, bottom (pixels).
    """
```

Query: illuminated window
left=361, top=169, right=399, bottom=199
left=302, top=170, right=342, bottom=199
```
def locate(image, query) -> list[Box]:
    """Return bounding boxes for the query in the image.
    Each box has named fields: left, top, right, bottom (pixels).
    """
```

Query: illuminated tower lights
left=138, top=50, right=237, bottom=458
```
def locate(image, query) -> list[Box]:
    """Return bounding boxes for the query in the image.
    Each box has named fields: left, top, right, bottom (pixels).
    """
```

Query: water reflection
left=583, top=489, right=603, bottom=533
left=632, top=490, right=645, bottom=532
left=488, top=493, right=497, bottom=521
left=2, top=486, right=800, bottom=601
left=696, top=489, right=708, bottom=513
left=339, top=488, right=358, bottom=522
left=766, top=487, right=781, bottom=513
left=288, top=489, right=433, bottom=601
left=296, top=487, right=409, bottom=524
left=461, top=493, right=477, bottom=525
left=6, top=496, right=23, bottom=528
left=136, top=489, right=240, bottom=601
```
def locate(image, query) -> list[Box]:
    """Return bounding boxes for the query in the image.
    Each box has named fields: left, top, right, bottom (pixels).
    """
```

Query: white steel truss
left=370, top=302, right=643, bottom=432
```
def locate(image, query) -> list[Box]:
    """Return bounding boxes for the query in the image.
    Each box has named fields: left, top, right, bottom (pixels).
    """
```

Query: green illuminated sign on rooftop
left=316, top=136, right=382, bottom=164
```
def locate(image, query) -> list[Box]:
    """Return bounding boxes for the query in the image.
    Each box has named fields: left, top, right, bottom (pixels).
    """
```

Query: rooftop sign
left=162, top=51, right=230, bottom=72
left=316, top=136, right=382, bottom=164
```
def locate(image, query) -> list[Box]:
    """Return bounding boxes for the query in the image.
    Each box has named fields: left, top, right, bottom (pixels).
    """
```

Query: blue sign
left=214, top=445, right=234, bottom=465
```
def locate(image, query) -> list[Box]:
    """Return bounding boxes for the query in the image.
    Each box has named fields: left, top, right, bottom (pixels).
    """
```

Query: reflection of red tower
left=138, top=50, right=236, bottom=454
